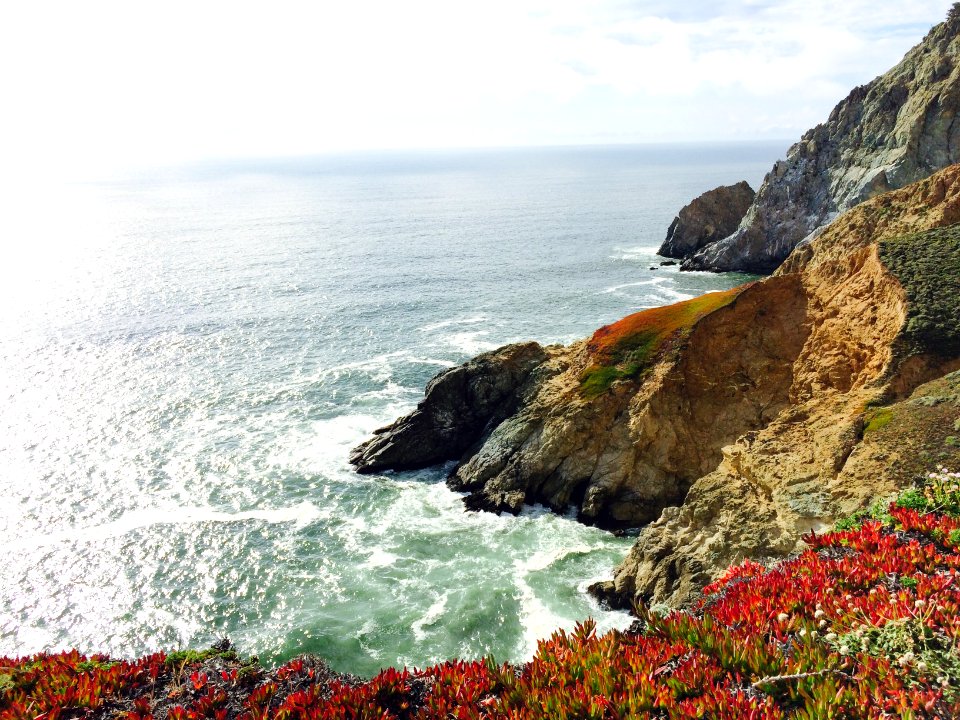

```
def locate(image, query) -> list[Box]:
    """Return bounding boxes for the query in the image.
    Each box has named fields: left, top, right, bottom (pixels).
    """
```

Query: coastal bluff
left=353, top=164, right=960, bottom=608
left=678, top=6, right=960, bottom=274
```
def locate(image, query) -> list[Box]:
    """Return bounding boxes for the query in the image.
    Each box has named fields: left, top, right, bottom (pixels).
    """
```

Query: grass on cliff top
left=880, top=224, right=960, bottom=357
left=580, top=284, right=747, bottom=397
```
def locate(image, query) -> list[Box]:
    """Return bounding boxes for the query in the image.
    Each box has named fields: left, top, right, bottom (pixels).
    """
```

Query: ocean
left=0, top=142, right=786, bottom=676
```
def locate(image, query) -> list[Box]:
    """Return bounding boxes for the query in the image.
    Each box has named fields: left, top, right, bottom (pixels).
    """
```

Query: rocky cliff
left=680, top=6, right=960, bottom=273
left=353, top=165, right=960, bottom=607
left=601, top=166, right=960, bottom=609
left=658, top=181, right=755, bottom=259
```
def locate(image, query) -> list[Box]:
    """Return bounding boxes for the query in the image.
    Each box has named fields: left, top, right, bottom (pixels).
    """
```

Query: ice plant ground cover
left=3, top=469, right=960, bottom=719
left=580, top=284, right=747, bottom=397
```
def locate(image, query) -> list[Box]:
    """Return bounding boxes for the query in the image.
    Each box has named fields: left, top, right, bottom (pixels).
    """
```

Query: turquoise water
left=0, top=143, right=785, bottom=676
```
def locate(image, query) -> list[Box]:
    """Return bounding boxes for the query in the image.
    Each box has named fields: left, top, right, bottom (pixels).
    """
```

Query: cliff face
left=658, top=181, right=755, bottom=259
left=604, top=166, right=960, bottom=608
left=353, top=278, right=809, bottom=529
left=352, top=165, right=960, bottom=605
left=681, top=7, right=960, bottom=273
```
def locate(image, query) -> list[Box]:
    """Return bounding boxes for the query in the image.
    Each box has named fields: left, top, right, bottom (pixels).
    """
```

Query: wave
left=411, top=592, right=449, bottom=641
left=598, top=278, right=666, bottom=294
left=417, top=315, right=488, bottom=333
left=443, top=331, right=499, bottom=356
left=609, top=244, right=662, bottom=260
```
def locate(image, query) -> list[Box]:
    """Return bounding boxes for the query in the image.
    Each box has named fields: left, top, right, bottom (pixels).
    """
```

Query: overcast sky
left=1, top=1, right=955, bottom=176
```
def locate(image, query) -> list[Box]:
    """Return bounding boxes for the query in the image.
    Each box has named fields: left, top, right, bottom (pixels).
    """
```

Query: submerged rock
left=681, top=8, right=960, bottom=273
left=658, top=181, right=754, bottom=259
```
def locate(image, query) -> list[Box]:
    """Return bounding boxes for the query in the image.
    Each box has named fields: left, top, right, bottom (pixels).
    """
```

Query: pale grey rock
left=682, top=8, right=960, bottom=273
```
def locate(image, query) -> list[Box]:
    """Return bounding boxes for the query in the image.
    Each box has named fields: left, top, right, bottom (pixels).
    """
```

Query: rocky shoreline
left=352, top=6, right=960, bottom=612
left=353, top=166, right=960, bottom=609
left=10, top=474, right=960, bottom=718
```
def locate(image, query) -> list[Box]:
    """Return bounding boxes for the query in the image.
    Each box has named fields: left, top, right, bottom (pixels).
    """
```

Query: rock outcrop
left=680, top=6, right=960, bottom=274
left=353, top=165, right=960, bottom=607
left=658, top=181, right=754, bottom=259
left=353, top=277, right=809, bottom=528
left=350, top=342, right=549, bottom=473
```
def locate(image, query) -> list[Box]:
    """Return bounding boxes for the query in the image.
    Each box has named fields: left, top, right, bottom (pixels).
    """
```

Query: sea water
left=0, top=143, right=786, bottom=676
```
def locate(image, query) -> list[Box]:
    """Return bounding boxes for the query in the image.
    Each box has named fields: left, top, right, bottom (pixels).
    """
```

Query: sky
left=0, top=0, right=956, bottom=177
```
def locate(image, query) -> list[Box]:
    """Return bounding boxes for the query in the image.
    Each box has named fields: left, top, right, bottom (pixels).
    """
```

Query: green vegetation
left=580, top=364, right=642, bottom=398
left=580, top=284, right=748, bottom=396
left=829, top=616, right=960, bottom=702
left=165, top=646, right=239, bottom=668
left=879, top=224, right=960, bottom=357
left=75, top=658, right=117, bottom=672
left=863, top=407, right=893, bottom=433
left=835, top=467, right=960, bottom=531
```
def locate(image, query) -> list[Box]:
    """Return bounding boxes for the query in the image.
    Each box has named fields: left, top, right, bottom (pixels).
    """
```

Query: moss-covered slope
left=880, top=224, right=960, bottom=358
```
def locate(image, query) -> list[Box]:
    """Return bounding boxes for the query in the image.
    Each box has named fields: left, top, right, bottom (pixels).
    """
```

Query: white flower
left=777, top=612, right=789, bottom=622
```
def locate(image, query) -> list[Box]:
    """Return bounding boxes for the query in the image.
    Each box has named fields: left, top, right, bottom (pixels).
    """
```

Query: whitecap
left=598, top=278, right=666, bottom=294
left=656, top=286, right=694, bottom=302
left=363, top=548, right=399, bottom=569
left=444, top=331, right=498, bottom=355
left=417, top=315, right=488, bottom=333
left=410, top=357, right=456, bottom=368
left=609, top=244, right=662, bottom=260
left=268, top=410, right=417, bottom=476
left=411, top=592, right=449, bottom=642
left=517, top=543, right=593, bottom=573
left=513, top=570, right=566, bottom=659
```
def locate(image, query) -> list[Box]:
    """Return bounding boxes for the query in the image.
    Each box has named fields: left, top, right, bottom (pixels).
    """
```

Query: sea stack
left=658, top=181, right=754, bottom=260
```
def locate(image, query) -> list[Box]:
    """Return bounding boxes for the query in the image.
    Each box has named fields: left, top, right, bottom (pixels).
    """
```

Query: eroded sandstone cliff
left=681, top=6, right=960, bottom=273
left=601, top=166, right=960, bottom=609
left=352, top=165, right=960, bottom=608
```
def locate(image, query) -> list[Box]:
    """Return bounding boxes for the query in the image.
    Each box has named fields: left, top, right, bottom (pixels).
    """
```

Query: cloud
left=0, top=0, right=955, bottom=176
